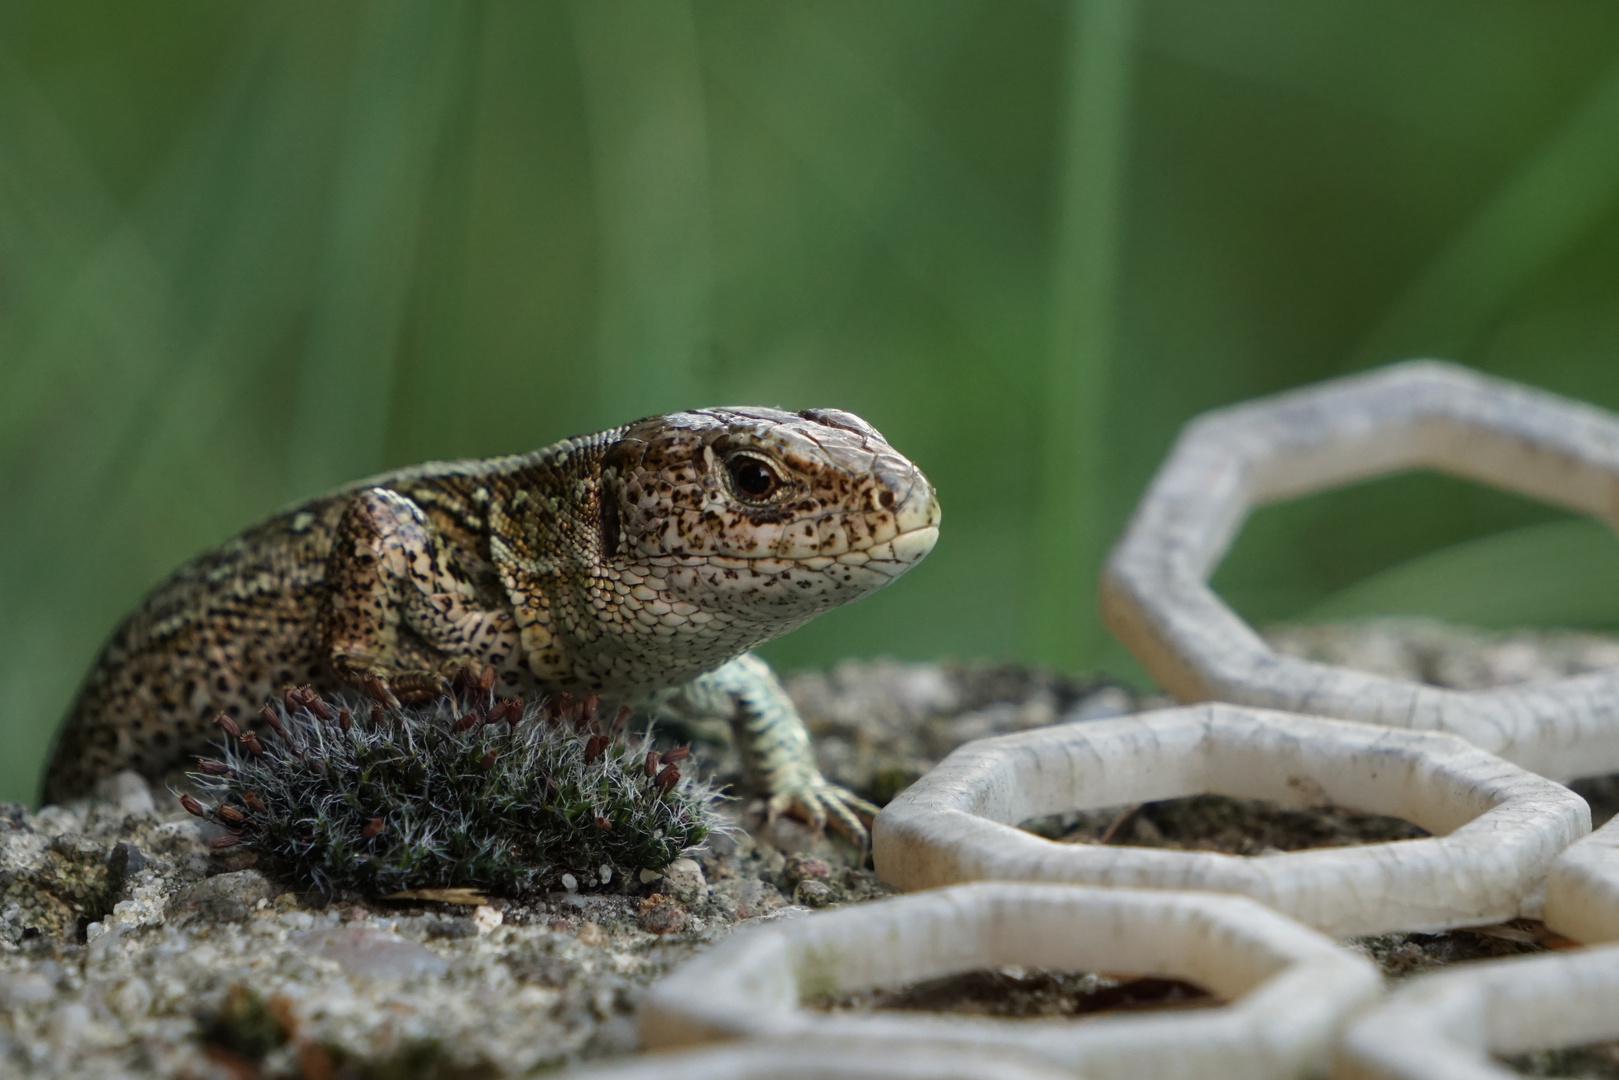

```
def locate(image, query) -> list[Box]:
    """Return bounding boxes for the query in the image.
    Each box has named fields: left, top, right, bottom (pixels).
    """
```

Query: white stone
left=639, top=881, right=1381, bottom=1080
left=98, top=770, right=156, bottom=816
left=474, top=905, right=503, bottom=935
left=872, top=705, right=1588, bottom=936
left=1544, top=812, right=1619, bottom=943
left=1101, top=360, right=1619, bottom=780
left=660, top=858, right=708, bottom=904
left=1337, top=942, right=1619, bottom=1080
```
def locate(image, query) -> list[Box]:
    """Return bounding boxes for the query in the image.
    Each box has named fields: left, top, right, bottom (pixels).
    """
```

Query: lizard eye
left=726, top=454, right=782, bottom=503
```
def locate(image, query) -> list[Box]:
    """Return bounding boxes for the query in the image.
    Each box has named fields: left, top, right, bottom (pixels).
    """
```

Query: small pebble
left=0, top=971, right=56, bottom=1009
left=638, top=896, right=687, bottom=935
left=101, top=771, right=156, bottom=817
left=659, top=858, right=708, bottom=905
left=473, top=905, right=503, bottom=935
left=783, top=855, right=832, bottom=884
left=577, top=921, right=603, bottom=945
left=293, top=927, right=449, bottom=979
left=109, top=977, right=153, bottom=1022
left=167, top=870, right=276, bottom=922
left=278, top=910, right=315, bottom=931
left=794, top=880, right=836, bottom=908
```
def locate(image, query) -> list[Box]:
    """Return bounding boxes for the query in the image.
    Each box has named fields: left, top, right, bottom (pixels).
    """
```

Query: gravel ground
left=3, top=618, right=1617, bottom=1077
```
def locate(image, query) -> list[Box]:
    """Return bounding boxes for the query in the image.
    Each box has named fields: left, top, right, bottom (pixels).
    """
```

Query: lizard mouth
left=887, top=523, right=940, bottom=565
left=688, top=521, right=938, bottom=578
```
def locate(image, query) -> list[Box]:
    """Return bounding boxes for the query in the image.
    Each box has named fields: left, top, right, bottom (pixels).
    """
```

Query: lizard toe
left=769, top=788, right=828, bottom=834
left=770, top=781, right=877, bottom=852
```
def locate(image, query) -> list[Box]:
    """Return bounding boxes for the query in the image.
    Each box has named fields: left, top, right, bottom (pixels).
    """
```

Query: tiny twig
left=1098, top=803, right=1143, bottom=845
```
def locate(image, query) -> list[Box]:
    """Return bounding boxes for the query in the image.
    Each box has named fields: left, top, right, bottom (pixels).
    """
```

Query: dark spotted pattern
left=44, top=407, right=940, bottom=837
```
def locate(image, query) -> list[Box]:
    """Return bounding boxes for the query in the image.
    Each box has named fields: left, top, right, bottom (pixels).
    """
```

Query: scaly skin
left=43, top=407, right=940, bottom=843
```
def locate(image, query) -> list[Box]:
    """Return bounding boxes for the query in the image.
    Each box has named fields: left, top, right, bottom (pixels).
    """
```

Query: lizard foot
left=386, top=671, right=449, bottom=704
left=767, top=779, right=880, bottom=852
left=337, top=664, right=450, bottom=709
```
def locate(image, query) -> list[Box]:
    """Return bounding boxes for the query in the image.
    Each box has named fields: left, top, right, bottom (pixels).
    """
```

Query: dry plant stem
left=1102, top=360, right=1619, bottom=780
left=638, top=881, right=1381, bottom=1080
left=1544, top=812, right=1619, bottom=943
left=871, top=705, right=1589, bottom=937
left=1336, top=942, right=1619, bottom=1080
left=552, top=1038, right=1080, bottom=1080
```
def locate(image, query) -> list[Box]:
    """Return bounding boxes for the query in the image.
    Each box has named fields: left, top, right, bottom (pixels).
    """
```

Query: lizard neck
left=482, top=427, right=803, bottom=695
left=481, top=430, right=622, bottom=688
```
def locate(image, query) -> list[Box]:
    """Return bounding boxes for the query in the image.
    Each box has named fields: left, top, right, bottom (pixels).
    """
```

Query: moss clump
left=184, top=674, right=718, bottom=896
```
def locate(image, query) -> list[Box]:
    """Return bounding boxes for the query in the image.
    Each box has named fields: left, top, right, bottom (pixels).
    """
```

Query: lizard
left=42, top=407, right=940, bottom=844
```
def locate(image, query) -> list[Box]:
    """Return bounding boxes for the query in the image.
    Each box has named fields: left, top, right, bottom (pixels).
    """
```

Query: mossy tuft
left=184, top=672, right=719, bottom=896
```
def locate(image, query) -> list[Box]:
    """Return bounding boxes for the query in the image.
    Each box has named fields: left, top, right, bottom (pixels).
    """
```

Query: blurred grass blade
left=0, top=50, right=184, bottom=806
left=0, top=46, right=178, bottom=472
left=699, top=5, right=1034, bottom=362
left=1352, top=52, right=1619, bottom=366
left=1030, top=0, right=1137, bottom=670
left=287, top=0, right=469, bottom=498
left=1302, top=519, right=1619, bottom=628
left=0, top=11, right=355, bottom=805
left=570, top=0, right=711, bottom=422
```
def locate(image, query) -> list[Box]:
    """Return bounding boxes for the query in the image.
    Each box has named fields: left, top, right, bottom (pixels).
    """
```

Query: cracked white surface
left=1101, top=360, right=1619, bottom=780
left=1544, top=812, right=1619, bottom=943
left=1336, top=942, right=1619, bottom=1079
left=556, top=1037, right=1083, bottom=1080
left=871, top=705, right=1588, bottom=936
left=639, top=882, right=1381, bottom=1080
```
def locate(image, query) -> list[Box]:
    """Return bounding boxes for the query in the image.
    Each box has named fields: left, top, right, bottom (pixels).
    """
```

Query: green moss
left=186, top=680, right=719, bottom=897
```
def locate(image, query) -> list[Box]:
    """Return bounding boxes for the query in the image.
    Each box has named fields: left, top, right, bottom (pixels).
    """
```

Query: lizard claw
left=767, top=780, right=880, bottom=852
left=361, top=673, right=402, bottom=709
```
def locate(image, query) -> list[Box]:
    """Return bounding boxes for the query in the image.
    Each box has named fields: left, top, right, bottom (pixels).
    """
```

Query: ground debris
left=1501, top=1040, right=1619, bottom=1079
left=1024, top=794, right=1428, bottom=855
left=809, top=966, right=1219, bottom=1019
left=6, top=626, right=1619, bottom=1076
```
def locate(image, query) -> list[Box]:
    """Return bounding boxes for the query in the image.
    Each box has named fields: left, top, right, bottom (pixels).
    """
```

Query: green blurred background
left=7, top=0, right=1619, bottom=804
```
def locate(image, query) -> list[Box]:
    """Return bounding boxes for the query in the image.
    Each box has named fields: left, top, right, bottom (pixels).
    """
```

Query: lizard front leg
left=663, top=652, right=878, bottom=848
left=322, top=488, right=521, bottom=699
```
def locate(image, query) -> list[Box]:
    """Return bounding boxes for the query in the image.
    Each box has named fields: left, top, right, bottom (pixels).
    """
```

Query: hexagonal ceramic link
left=871, top=705, right=1588, bottom=937
left=639, top=881, right=1381, bottom=1080
left=550, top=1039, right=1081, bottom=1080
left=1101, top=360, right=1619, bottom=780
left=1544, top=812, right=1619, bottom=943
left=1337, top=943, right=1619, bottom=1080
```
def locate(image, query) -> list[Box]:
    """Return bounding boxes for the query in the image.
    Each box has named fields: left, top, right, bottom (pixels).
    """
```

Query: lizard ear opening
left=598, top=493, right=621, bottom=558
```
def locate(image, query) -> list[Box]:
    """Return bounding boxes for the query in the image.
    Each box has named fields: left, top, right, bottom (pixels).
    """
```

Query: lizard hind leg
left=321, top=487, right=520, bottom=701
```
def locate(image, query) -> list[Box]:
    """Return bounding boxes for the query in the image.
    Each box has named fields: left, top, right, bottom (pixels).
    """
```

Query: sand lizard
left=43, top=407, right=940, bottom=842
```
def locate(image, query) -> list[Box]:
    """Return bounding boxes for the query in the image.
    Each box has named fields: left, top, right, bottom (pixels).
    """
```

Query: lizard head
left=600, top=407, right=940, bottom=626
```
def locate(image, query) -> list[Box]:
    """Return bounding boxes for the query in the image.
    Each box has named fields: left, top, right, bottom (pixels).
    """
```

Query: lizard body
left=44, top=407, right=940, bottom=840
